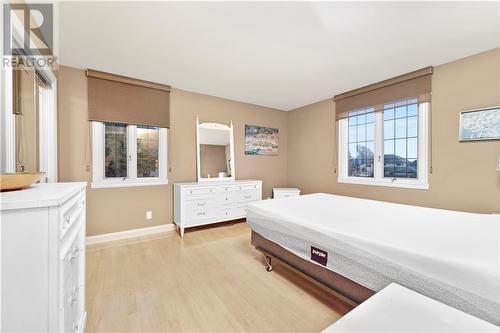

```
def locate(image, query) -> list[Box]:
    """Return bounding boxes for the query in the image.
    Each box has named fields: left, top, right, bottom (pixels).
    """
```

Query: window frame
left=91, top=121, right=168, bottom=188
left=338, top=102, right=429, bottom=190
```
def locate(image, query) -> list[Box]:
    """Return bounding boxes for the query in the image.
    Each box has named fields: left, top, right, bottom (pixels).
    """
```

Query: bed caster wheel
left=265, top=255, right=273, bottom=272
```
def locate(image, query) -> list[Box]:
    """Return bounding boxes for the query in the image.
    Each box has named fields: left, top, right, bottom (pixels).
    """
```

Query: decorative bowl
left=0, top=172, right=45, bottom=192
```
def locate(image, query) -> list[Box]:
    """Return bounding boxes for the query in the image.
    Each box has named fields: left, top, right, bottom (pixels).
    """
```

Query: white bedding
left=246, top=193, right=500, bottom=325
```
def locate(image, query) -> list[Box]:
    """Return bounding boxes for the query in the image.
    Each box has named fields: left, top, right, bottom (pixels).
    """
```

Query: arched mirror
left=196, top=118, right=235, bottom=182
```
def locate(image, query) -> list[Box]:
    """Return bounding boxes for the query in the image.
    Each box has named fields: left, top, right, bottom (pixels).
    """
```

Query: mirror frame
left=196, top=117, right=235, bottom=182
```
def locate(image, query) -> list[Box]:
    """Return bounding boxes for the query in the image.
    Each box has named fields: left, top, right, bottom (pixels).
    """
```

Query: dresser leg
left=180, top=227, right=185, bottom=238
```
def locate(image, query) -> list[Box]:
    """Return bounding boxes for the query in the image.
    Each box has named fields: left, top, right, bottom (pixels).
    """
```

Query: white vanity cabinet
left=0, top=182, right=87, bottom=333
left=174, top=180, right=262, bottom=237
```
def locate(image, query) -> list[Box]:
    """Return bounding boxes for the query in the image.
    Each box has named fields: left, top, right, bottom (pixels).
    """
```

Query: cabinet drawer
left=219, top=192, right=234, bottom=205
left=234, top=183, right=260, bottom=191
left=232, top=205, right=248, bottom=218
left=220, top=208, right=232, bottom=219
left=60, top=223, right=84, bottom=291
left=60, top=191, right=85, bottom=238
left=186, top=206, right=218, bottom=222
left=186, top=197, right=217, bottom=210
left=184, top=187, right=215, bottom=196
left=217, top=185, right=236, bottom=193
left=62, top=282, right=82, bottom=333
left=235, top=190, right=260, bottom=203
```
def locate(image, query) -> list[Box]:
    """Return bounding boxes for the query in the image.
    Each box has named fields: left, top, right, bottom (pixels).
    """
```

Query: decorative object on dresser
left=174, top=180, right=262, bottom=237
left=0, top=172, right=45, bottom=191
left=273, top=187, right=301, bottom=199
left=459, top=105, right=500, bottom=141
left=0, top=182, right=87, bottom=332
left=245, top=125, right=279, bottom=156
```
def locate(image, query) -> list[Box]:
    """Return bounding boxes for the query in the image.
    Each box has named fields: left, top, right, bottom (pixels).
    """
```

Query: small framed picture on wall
left=459, top=106, right=500, bottom=141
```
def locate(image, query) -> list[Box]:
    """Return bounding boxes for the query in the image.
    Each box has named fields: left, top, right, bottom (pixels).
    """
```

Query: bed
left=246, top=193, right=500, bottom=325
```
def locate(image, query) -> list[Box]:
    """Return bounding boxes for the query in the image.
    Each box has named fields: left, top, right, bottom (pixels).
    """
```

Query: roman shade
left=334, top=67, right=433, bottom=120
left=86, top=69, right=170, bottom=128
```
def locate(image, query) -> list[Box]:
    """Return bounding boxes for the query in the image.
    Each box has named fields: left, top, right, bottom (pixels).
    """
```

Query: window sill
left=91, top=180, right=169, bottom=189
left=338, top=177, right=429, bottom=190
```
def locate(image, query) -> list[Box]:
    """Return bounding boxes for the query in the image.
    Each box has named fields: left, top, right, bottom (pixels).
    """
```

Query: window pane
left=395, top=106, right=406, bottom=118
left=408, top=116, right=418, bottom=137
left=366, top=112, right=375, bottom=123
left=408, top=104, right=418, bottom=117
left=366, top=123, right=374, bottom=141
left=395, top=118, right=406, bottom=138
left=357, top=124, right=366, bottom=141
left=137, top=125, right=159, bottom=178
left=357, top=142, right=367, bottom=160
left=395, top=139, right=407, bottom=159
left=383, top=101, right=419, bottom=180
left=349, top=143, right=357, bottom=159
left=104, top=123, right=127, bottom=178
left=357, top=113, right=366, bottom=125
left=384, top=139, right=394, bottom=156
left=348, top=126, right=356, bottom=143
left=346, top=111, right=374, bottom=178
left=407, top=159, right=418, bottom=178
left=384, top=120, right=394, bottom=139
left=408, top=137, right=418, bottom=159
left=366, top=141, right=374, bottom=158
left=384, top=108, right=395, bottom=120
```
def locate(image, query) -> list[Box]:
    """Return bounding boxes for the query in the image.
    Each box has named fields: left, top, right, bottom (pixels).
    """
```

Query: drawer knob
left=73, top=323, right=79, bottom=332
left=244, top=195, right=251, bottom=199
left=197, top=212, right=205, bottom=216
left=70, top=248, right=80, bottom=263
left=197, top=202, right=206, bottom=206
left=71, top=287, right=79, bottom=306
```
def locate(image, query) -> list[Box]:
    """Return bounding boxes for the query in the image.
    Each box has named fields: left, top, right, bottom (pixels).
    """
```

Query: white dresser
left=174, top=180, right=262, bottom=237
left=0, top=182, right=87, bottom=332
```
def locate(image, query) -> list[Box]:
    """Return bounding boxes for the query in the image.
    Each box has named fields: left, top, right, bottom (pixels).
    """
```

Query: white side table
left=273, top=188, right=301, bottom=199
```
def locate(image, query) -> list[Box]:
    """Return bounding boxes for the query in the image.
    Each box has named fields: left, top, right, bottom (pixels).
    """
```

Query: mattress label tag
left=311, top=246, right=328, bottom=266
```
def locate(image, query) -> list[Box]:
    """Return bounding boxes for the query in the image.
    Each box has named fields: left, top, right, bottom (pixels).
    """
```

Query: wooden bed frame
left=251, top=231, right=375, bottom=307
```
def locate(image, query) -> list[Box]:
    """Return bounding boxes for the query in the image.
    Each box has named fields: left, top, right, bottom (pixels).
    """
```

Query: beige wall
left=59, top=48, right=499, bottom=236
left=287, top=48, right=500, bottom=213
left=58, top=66, right=288, bottom=236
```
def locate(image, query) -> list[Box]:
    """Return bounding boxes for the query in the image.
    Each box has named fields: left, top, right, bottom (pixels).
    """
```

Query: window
left=92, top=122, right=168, bottom=188
left=339, top=99, right=429, bottom=189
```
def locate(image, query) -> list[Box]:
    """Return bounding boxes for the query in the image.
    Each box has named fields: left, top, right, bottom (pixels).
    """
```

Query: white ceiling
left=58, top=1, right=500, bottom=111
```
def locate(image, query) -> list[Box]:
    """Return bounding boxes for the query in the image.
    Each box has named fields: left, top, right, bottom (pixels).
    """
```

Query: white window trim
left=91, top=121, right=168, bottom=189
left=338, top=102, right=429, bottom=190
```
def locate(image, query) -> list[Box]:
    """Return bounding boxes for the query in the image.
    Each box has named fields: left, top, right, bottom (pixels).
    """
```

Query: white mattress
left=246, top=193, right=500, bottom=325
left=322, top=283, right=500, bottom=332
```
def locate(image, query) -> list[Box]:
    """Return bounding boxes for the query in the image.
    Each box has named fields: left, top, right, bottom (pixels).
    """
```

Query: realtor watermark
left=3, top=2, right=57, bottom=70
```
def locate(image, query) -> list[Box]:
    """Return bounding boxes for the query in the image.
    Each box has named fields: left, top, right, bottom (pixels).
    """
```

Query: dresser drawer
left=232, top=205, right=248, bottom=218
left=60, top=191, right=85, bottom=238
left=186, top=197, right=217, bottom=210
left=186, top=206, right=218, bottom=222
left=62, top=282, right=83, bottom=333
left=219, top=192, right=234, bottom=205
left=60, top=223, right=84, bottom=291
left=234, top=183, right=260, bottom=191
left=216, top=185, right=236, bottom=193
left=235, top=190, right=260, bottom=203
left=184, top=187, right=216, bottom=196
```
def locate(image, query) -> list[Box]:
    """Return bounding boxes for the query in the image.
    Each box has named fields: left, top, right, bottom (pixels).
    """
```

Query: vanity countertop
left=0, top=182, right=87, bottom=211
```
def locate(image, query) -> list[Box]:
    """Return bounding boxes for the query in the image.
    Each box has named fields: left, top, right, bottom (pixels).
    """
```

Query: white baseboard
left=86, top=224, right=176, bottom=246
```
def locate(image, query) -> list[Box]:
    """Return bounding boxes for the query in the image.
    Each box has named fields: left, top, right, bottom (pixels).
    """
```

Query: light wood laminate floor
left=86, top=221, right=352, bottom=332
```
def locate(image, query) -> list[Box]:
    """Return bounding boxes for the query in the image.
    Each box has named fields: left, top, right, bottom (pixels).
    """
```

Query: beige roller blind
left=334, top=67, right=433, bottom=120
left=86, top=69, right=171, bottom=128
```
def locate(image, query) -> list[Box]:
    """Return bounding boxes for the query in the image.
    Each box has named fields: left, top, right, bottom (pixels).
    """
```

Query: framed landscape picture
left=245, top=125, right=279, bottom=156
left=459, top=106, right=500, bottom=141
